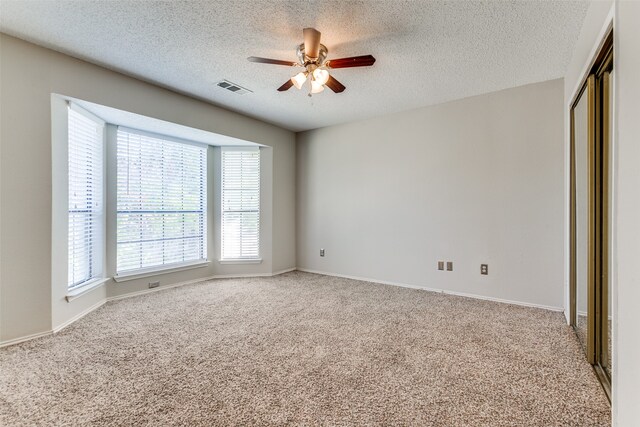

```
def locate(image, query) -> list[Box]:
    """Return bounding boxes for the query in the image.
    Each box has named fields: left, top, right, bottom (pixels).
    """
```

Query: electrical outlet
left=320, top=248, right=325, bottom=257
left=438, top=261, right=444, bottom=270
left=446, top=262, right=453, bottom=271
left=481, top=264, right=488, bottom=275
left=149, top=281, right=160, bottom=289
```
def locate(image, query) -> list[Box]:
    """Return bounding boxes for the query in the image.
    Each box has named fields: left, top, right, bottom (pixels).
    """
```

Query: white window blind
left=68, top=106, right=104, bottom=289
left=221, top=149, right=260, bottom=259
left=116, top=129, right=207, bottom=273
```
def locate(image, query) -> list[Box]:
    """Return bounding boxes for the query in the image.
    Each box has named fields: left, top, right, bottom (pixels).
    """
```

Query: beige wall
left=0, top=34, right=296, bottom=343
left=296, top=79, right=565, bottom=309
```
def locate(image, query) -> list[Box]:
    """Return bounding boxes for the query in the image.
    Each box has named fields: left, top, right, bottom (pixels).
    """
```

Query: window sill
left=66, top=277, right=109, bottom=302
left=218, top=258, right=262, bottom=265
left=114, top=260, right=210, bottom=283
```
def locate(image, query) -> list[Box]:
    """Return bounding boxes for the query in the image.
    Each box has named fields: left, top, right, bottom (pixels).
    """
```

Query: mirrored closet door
left=570, top=29, right=612, bottom=400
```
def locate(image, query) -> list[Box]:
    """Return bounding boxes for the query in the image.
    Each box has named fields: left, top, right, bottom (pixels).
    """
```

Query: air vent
left=216, top=80, right=252, bottom=95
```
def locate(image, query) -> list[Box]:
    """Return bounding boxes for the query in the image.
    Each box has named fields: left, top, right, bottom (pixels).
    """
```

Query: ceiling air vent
left=216, top=80, right=252, bottom=95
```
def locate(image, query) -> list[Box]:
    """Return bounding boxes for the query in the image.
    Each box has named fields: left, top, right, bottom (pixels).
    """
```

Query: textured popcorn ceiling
left=0, top=1, right=588, bottom=132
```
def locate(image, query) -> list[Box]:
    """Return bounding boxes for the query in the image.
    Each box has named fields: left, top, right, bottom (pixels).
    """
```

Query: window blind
left=221, top=149, right=260, bottom=259
left=116, top=129, right=207, bottom=273
left=68, top=106, right=104, bottom=289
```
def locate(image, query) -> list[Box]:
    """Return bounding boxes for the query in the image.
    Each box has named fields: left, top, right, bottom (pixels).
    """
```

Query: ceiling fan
left=248, top=28, right=376, bottom=96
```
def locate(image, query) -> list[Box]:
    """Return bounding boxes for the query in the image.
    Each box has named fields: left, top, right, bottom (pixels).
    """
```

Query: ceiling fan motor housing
left=297, top=43, right=328, bottom=66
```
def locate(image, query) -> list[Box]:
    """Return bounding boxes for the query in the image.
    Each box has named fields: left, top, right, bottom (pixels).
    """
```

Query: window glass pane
left=116, top=130, right=207, bottom=273
left=221, top=150, right=260, bottom=259
left=68, top=107, right=103, bottom=289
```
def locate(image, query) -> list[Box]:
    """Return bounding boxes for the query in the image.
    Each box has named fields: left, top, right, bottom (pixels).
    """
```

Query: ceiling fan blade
left=277, top=79, right=294, bottom=92
left=327, top=55, right=376, bottom=69
left=303, top=27, right=321, bottom=59
left=248, top=56, right=297, bottom=66
left=325, top=75, right=346, bottom=93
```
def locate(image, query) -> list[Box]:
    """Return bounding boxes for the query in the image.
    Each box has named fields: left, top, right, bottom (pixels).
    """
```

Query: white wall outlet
left=149, top=281, right=160, bottom=289
left=320, top=248, right=325, bottom=257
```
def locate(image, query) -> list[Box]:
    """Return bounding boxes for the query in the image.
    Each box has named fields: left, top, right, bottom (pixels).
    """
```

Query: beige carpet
left=0, top=271, right=610, bottom=426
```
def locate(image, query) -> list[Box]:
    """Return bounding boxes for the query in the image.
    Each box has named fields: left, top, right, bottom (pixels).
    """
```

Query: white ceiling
left=0, top=1, right=588, bottom=132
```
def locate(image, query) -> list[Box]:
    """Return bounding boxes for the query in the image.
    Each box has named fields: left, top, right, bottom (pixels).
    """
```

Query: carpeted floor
left=0, top=271, right=610, bottom=426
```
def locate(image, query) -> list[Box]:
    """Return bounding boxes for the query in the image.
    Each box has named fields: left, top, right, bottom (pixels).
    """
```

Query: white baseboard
left=297, top=267, right=443, bottom=291
left=271, top=267, right=297, bottom=276
left=575, top=310, right=612, bottom=321
left=296, top=268, right=564, bottom=312
left=444, top=289, right=563, bottom=312
left=52, top=299, right=107, bottom=333
left=1, top=300, right=108, bottom=348
left=0, top=330, right=53, bottom=348
left=107, top=275, right=218, bottom=302
left=209, top=272, right=274, bottom=279
left=1, top=267, right=298, bottom=348
left=1, top=266, right=561, bottom=349
left=107, top=268, right=297, bottom=301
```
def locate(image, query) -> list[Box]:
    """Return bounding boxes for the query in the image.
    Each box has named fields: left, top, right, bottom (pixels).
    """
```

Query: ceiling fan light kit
left=310, top=77, right=325, bottom=94
left=248, top=27, right=375, bottom=96
left=291, top=72, right=308, bottom=89
left=313, top=68, right=330, bottom=85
